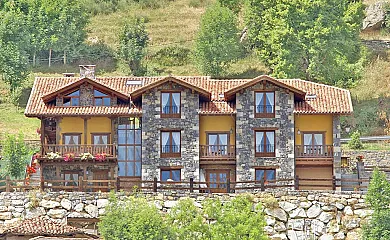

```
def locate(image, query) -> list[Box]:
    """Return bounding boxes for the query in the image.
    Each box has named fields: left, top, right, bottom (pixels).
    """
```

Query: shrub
left=152, top=46, right=191, bottom=66
left=203, top=195, right=268, bottom=240
left=0, top=133, right=29, bottom=179
left=168, top=198, right=209, bottom=239
left=217, top=0, right=241, bottom=14
left=348, top=130, right=363, bottom=150
left=363, top=169, right=390, bottom=239
left=98, top=195, right=171, bottom=240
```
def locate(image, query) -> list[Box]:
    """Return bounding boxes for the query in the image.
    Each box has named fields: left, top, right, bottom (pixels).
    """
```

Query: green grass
left=342, top=142, right=390, bottom=151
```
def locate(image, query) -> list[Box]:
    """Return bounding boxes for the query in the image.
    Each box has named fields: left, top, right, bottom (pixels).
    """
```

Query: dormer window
left=255, top=91, right=275, bottom=118
left=161, top=92, right=180, bottom=118
left=94, top=90, right=111, bottom=106
left=63, top=90, right=80, bottom=106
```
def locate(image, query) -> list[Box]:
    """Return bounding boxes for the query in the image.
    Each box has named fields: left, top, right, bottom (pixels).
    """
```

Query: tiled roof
left=1, top=216, right=85, bottom=237
left=25, top=75, right=352, bottom=116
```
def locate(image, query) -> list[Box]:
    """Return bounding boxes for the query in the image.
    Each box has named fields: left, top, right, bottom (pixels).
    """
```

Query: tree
left=363, top=169, right=390, bottom=239
left=244, top=0, right=365, bottom=87
left=118, top=17, right=149, bottom=76
left=193, top=3, right=242, bottom=76
left=98, top=195, right=171, bottom=240
left=348, top=130, right=363, bottom=150
left=0, top=133, right=29, bottom=179
left=203, top=195, right=268, bottom=240
left=217, top=0, right=241, bottom=14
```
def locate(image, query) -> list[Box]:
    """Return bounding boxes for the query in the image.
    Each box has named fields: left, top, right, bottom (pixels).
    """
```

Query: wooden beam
left=40, top=117, right=45, bottom=155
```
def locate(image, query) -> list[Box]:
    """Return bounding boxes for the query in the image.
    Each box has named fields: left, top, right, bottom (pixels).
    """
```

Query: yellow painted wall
left=87, top=117, right=111, bottom=144
left=59, top=117, right=84, bottom=144
left=59, top=117, right=111, bottom=144
left=295, top=114, right=333, bottom=145
left=199, top=116, right=235, bottom=145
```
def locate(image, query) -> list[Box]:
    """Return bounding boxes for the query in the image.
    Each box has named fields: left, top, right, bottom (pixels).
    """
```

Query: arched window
left=63, top=90, right=80, bottom=106
left=94, top=90, right=111, bottom=106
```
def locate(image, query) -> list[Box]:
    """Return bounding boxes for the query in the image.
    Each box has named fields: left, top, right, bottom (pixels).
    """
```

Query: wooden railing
left=42, top=144, right=116, bottom=157
left=199, top=145, right=236, bottom=159
left=295, top=145, right=333, bottom=158
left=0, top=176, right=377, bottom=193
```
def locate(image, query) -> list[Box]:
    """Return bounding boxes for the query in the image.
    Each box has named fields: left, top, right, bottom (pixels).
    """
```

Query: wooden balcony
left=42, top=144, right=116, bottom=158
left=200, top=145, right=236, bottom=163
left=295, top=145, right=333, bottom=159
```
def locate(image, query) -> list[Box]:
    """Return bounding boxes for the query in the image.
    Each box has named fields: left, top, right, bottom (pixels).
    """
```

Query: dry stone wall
left=0, top=191, right=372, bottom=240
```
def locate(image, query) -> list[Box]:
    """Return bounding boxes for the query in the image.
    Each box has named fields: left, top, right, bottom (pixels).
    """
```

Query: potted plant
left=47, top=152, right=60, bottom=160
left=95, top=153, right=107, bottom=162
left=80, top=152, right=94, bottom=161
left=63, top=153, right=75, bottom=162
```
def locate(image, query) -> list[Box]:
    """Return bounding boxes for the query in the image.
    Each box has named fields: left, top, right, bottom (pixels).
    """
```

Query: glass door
left=206, top=170, right=229, bottom=193
left=303, top=133, right=324, bottom=155
left=207, top=133, right=229, bottom=156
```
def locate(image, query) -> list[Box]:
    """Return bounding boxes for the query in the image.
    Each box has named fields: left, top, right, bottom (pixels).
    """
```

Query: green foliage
left=168, top=198, right=210, bottom=240
left=363, top=169, right=390, bottom=239
left=0, top=133, right=29, bottom=179
left=118, top=17, right=149, bottom=76
left=348, top=130, right=363, bottom=150
left=203, top=195, right=267, bottom=240
left=217, top=0, right=241, bottom=13
left=244, top=0, right=366, bottom=87
left=366, top=169, right=390, bottom=212
left=193, top=3, right=242, bottom=76
left=152, top=46, right=191, bottom=66
left=98, top=195, right=171, bottom=240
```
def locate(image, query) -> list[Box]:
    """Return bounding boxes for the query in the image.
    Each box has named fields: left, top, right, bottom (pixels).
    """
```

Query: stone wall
left=141, top=82, right=200, bottom=181
left=236, top=81, right=295, bottom=181
left=342, top=149, right=390, bottom=171
left=0, top=191, right=371, bottom=240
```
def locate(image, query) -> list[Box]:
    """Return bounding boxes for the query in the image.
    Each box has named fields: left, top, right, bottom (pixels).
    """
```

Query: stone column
left=333, top=115, right=342, bottom=190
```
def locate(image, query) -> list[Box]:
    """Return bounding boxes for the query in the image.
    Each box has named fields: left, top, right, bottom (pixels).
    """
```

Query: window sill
left=255, top=113, right=275, bottom=118
left=255, top=153, right=276, bottom=158
left=160, top=153, right=181, bottom=158
left=160, top=114, right=181, bottom=118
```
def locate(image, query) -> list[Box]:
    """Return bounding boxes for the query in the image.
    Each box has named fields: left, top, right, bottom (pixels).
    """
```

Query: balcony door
left=206, top=169, right=229, bottom=193
left=207, top=133, right=229, bottom=157
left=91, top=133, right=110, bottom=155
left=303, top=132, right=324, bottom=155
left=62, top=133, right=81, bottom=154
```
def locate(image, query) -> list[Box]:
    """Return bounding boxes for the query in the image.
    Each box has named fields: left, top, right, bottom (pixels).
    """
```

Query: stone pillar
left=333, top=115, right=342, bottom=190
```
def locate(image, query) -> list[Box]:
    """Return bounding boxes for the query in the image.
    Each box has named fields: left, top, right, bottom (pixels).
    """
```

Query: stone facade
left=79, top=83, right=94, bottom=106
left=141, top=82, right=200, bottom=181
left=333, top=115, right=342, bottom=179
left=0, top=191, right=371, bottom=240
left=236, top=82, right=295, bottom=181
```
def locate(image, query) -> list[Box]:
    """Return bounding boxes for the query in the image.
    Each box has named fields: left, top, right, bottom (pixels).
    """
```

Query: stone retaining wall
left=343, top=149, right=390, bottom=168
left=0, top=191, right=371, bottom=240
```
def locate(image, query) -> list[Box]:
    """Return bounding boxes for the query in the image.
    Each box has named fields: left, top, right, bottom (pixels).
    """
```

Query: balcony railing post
left=78, top=176, right=83, bottom=191
left=227, top=178, right=230, bottom=193
left=295, top=175, right=299, bottom=190
left=153, top=177, right=158, bottom=192
left=5, top=176, right=10, bottom=192
left=190, top=178, right=194, bottom=193
left=260, top=178, right=265, bottom=191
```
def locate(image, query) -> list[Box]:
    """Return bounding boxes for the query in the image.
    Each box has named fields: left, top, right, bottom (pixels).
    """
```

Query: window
left=161, top=169, right=181, bottom=181
left=63, top=90, right=80, bottom=106
left=61, top=171, right=80, bottom=187
left=161, top=92, right=180, bottom=118
left=94, top=90, right=111, bottom=106
left=63, top=133, right=81, bottom=145
left=91, top=133, right=110, bottom=145
left=207, top=133, right=229, bottom=156
left=161, top=131, right=181, bottom=158
left=255, top=168, right=276, bottom=183
left=255, top=130, right=275, bottom=157
left=255, top=92, right=275, bottom=118
left=118, top=117, right=142, bottom=177
left=303, top=132, right=324, bottom=155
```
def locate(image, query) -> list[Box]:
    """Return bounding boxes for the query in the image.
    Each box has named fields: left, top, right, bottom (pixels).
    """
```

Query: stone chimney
left=79, top=65, right=96, bottom=79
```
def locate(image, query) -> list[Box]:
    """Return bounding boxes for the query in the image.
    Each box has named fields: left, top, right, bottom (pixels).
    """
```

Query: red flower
left=95, top=153, right=107, bottom=162
left=26, top=166, right=36, bottom=174
left=64, top=153, right=75, bottom=162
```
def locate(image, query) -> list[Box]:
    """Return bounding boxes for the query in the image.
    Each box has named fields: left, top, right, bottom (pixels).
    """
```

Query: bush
left=0, top=133, right=29, bottom=179
left=363, top=169, right=390, bottom=239
left=98, top=195, right=171, bottom=240
left=152, top=46, right=191, bottom=66
left=217, top=0, right=241, bottom=14
left=348, top=131, right=363, bottom=150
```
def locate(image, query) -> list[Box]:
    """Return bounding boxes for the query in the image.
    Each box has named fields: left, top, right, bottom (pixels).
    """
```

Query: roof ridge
left=281, top=78, right=349, bottom=92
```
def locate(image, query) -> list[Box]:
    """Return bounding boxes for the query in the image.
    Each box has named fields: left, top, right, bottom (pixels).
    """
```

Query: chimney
left=63, top=73, right=75, bottom=77
left=79, top=65, right=96, bottom=79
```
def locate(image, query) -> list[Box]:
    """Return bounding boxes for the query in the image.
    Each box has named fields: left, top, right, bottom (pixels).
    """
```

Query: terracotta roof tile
left=25, top=75, right=352, bottom=116
left=3, top=216, right=84, bottom=236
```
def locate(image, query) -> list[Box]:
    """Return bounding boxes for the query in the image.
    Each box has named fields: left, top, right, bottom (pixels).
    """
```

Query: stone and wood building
left=24, top=65, right=353, bottom=192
